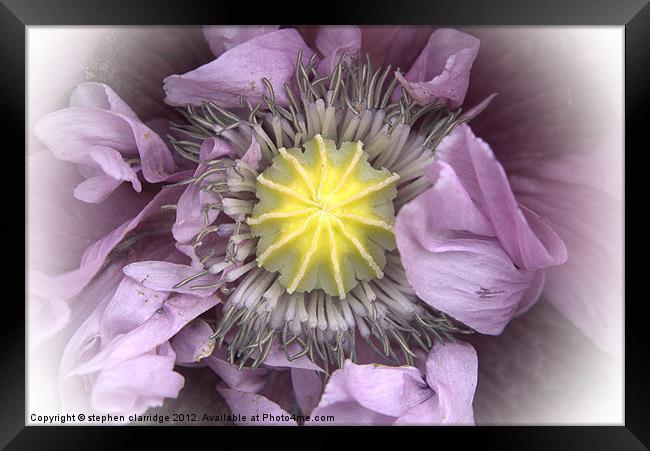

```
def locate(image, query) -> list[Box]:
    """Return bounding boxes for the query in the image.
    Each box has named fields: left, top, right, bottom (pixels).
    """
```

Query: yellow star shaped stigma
left=247, top=135, right=400, bottom=299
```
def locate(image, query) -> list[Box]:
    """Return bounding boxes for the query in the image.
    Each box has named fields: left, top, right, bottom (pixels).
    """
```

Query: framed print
left=2, top=0, right=647, bottom=447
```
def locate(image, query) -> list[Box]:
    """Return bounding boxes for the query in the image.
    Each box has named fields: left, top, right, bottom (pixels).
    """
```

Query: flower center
left=248, top=134, right=399, bottom=298
left=170, top=53, right=473, bottom=369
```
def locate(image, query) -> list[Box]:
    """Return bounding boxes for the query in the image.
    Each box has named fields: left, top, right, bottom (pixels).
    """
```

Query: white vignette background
left=26, top=26, right=624, bottom=425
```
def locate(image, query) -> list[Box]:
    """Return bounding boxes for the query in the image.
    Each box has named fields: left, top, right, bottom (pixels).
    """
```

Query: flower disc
left=248, top=134, right=399, bottom=298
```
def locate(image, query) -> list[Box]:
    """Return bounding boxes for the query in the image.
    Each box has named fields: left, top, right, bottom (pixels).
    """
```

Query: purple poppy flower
left=28, top=26, right=622, bottom=424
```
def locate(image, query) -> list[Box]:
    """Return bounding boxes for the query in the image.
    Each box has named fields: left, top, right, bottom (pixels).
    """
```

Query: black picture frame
left=4, top=0, right=648, bottom=448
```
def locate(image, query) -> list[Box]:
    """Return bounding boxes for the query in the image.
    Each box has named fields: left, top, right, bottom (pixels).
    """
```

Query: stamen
left=169, top=51, right=475, bottom=370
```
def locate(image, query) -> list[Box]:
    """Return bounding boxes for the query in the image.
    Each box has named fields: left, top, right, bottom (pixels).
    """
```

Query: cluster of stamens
left=166, top=51, right=473, bottom=370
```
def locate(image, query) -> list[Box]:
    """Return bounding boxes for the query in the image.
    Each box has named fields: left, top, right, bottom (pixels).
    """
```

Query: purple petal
left=32, top=185, right=184, bottom=301
left=199, top=136, right=236, bottom=161
left=403, top=340, right=477, bottom=425
left=164, top=29, right=316, bottom=108
left=35, top=107, right=136, bottom=161
left=396, top=29, right=479, bottom=108
left=464, top=29, right=622, bottom=354
left=126, top=116, right=177, bottom=183
left=359, top=26, right=433, bottom=71
left=205, top=349, right=268, bottom=393
left=173, top=183, right=222, bottom=244
left=172, top=137, right=235, bottom=244
left=412, top=160, right=495, bottom=234
left=74, top=82, right=177, bottom=182
left=314, top=26, right=361, bottom=74
left=202, top=26, right=279, bottom=56
left=71, top=292, right=219, bottom=376
left=309, top=367, right=395, bottom=425
left=28, top=295, right=70, bottom=351
left=98, top=277, right=170, bottom=343
left=396, top=160, right=540, bottom=334
left=174, top=233, right=228, bottom=271
left=341, top=362, right=432, bottom=417
left=511, top=152, right=622, bottom=353
left=435, top=124, right=567, bottom=270
left=291, top=368, right=322, bottom=416
left=35, top=83, right=176, bottom=195
left=462, top=93, right=498, bottom=122
left=239, top=135, right=262, bottom=171
left=58, top=260, right=133, bottom=412
left=90, top=342, right=184, bottom=415
left=87, top=146, right=141, bottom=185
left=171, top=319, right=215, bottom=364
left=123, top=261, right=223, bottom=297
left=69, top=81, right=139, bottom=119
left=145, top=118, right=197, bottom=172
left=73, top=175, right=127, bottom=203
left=28, top=150, right=150, bottom=277
left=73, top=146, right=142, bottom=203
left=260, top=340, right=323, bottom=372
left=514, top=268, right=545, bottom=317
left=217, top=387, right=297, bottom=425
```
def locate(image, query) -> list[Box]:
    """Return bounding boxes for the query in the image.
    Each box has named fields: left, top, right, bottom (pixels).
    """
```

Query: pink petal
left=397, top=28, right=480, bottom=108
left=314, top=26, right=361, bottom=74
left=123, top=261, right=223, bottom=297
left=396, top=160, right=540, bottom=334
left=164, top=29, right=316, bottom=108
left=435, top=124, right=567, bottom=270
left=171, top=319, right=215, bottom=364
left=217, top=387, right=297, bottom=425
left=202, top=26, right=279, bottom=56
left=90, top=342, right=184, bottom=415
